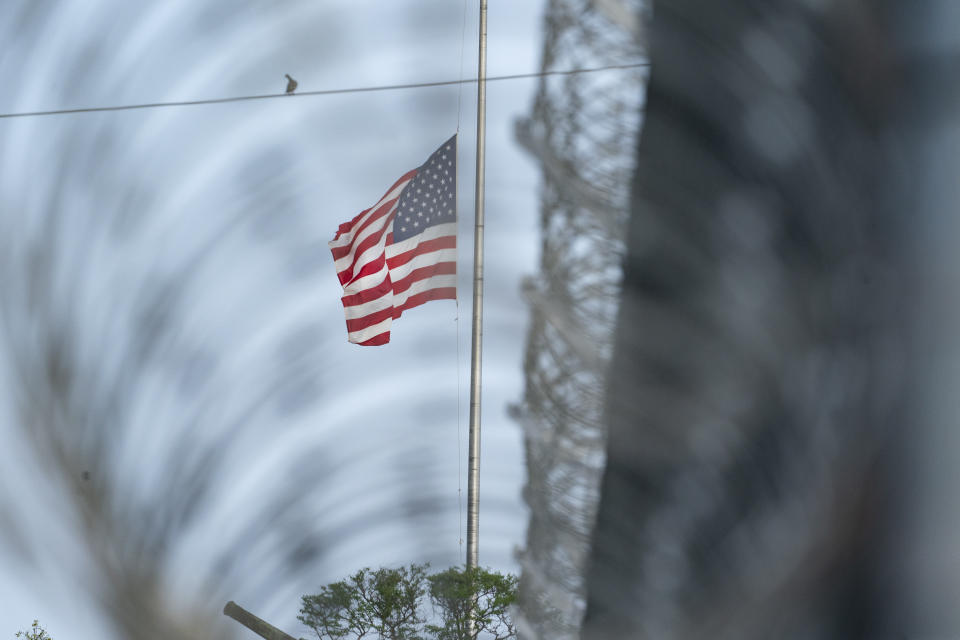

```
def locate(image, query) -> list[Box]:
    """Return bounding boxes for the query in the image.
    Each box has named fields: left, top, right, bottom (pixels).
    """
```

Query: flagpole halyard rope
left=455, top=147, right=465, bottom=557
left=456, top=0, right=470, bottom=135
left=0, top=63, right=649, bottom=120
left=455, top=299, right=464, bottom=555
left=454, top=0, right=469, bottom=561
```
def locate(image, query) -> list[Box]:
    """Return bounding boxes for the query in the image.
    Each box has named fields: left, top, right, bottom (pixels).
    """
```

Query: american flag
left=329, top=134, right=457, bottom=345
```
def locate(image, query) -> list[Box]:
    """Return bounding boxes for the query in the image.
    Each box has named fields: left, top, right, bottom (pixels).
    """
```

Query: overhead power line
left=0, top=62, right=648, bottom=121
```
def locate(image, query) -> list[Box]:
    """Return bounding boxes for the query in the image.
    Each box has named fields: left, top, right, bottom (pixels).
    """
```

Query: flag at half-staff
left=330, top=135, right=457, bottom=345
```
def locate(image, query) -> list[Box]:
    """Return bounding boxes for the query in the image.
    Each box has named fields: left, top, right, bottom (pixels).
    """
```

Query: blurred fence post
left=222, top=601, right=297, bottom=640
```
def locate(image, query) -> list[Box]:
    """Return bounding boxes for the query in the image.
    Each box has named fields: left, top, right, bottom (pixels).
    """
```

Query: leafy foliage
left=299, top=565, right=517, bottom=640
left=426, top=567, right=516, bottom=640
left=14, top=620, right=52, bottom=640
left=299, top=564, right=427, bottom=640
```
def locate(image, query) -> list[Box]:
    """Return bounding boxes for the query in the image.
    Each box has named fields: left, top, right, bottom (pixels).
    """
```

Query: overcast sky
left=0, top=1, right=546, bottom=637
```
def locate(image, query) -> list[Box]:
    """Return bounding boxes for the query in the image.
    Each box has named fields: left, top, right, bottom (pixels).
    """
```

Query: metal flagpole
left=466, top=0, right=487, bottom=573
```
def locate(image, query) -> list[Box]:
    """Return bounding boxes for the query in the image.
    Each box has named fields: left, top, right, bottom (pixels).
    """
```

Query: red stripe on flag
left=345, top=306, right=395, bottom=333
left=344, top=254, right=387, bottom=286
left=336, top=214, right=396, bottom=283
left=347, top=281, right=456, bottom=332
left=393, top=287, right=457, bottom=318
left=386, top=235, right=457, bottom=269
left=330, top=199, right=397, bottom=262
left=341, top=279, right=392, bottom=308
left=358, top=333, right=391, bottom=346
left=392, top=261, right=457, bottom=295
left=330, top=170, right=416, bottom=242
left=331, top=207, right=371, bottom=243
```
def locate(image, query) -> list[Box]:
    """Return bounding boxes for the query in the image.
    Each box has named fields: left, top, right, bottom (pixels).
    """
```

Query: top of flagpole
left=466, top=0, right=487, bottom=572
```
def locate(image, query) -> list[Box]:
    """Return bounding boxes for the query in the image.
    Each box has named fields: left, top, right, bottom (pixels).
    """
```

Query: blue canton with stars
left=393, top=134, right=457, bottom=242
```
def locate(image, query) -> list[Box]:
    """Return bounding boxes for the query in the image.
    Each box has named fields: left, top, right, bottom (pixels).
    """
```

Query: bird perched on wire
left=284, top=74, right=297, bottom=94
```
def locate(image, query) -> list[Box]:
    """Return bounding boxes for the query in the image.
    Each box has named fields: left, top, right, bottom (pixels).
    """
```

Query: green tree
left=427, top=567, right=517, bottom=640
left=299, top=564, right=427, bottom=640
left=299, top=565, right=517, bottom=640
left=14, top=620, right=52, bottom=640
